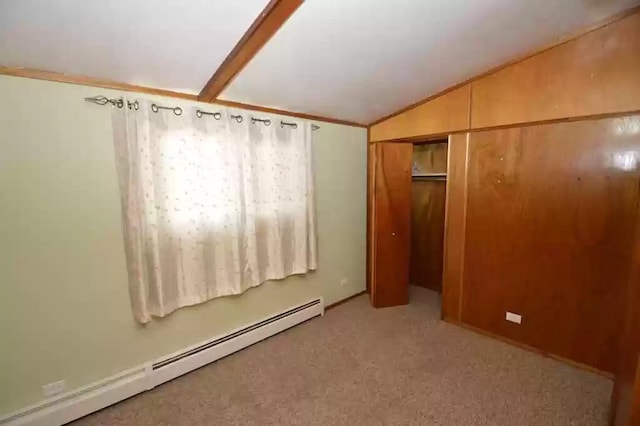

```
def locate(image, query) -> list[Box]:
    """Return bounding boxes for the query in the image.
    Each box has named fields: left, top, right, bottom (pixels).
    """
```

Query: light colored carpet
left=72, top=286, right=612, bottom=425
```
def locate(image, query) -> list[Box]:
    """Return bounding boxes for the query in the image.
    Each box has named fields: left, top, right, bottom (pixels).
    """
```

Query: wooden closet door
left=370, top=142, right=413, bottom=308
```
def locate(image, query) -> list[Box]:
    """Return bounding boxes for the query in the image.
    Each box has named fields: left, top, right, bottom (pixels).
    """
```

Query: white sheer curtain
left=112, top=99, right=317, bottom=323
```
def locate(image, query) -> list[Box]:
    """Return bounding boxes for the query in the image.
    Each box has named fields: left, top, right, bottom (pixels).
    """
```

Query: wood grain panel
left=613, top=357, right=640, bottom=425
left=410, top=180, right=446, bottom=292
left=441, top=134, right=468, bottom=321
left=412, top=142, right=448, bottom=174
left=370, top=85, right=470, bottom=142
left=366, top=141, right=375, bottom=295
left=471, top=11, right=640, bottom=129
left=612, top=183, right=640, bottom=425
left=462, top=116, right=640, bottom=372
left=370, top=143, right=413, bottom=308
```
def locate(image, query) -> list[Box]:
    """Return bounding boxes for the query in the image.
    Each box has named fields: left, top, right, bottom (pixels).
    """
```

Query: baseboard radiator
left=1, top=298, right=324, bottom=426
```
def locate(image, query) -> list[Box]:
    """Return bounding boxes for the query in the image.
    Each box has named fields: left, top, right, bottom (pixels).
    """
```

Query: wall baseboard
left=442, top=317, right=614, bottom=379
left=325, top=290, right=367, bottom=311
left=1, top=297, right=324, bottom=426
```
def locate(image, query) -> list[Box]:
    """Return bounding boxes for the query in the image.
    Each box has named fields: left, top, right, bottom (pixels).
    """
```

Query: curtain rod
left=84, top=95, right=321, bottom=130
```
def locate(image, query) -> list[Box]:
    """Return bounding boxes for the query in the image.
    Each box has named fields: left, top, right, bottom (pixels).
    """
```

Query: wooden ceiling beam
left=198, top=0, right=303, bottom=102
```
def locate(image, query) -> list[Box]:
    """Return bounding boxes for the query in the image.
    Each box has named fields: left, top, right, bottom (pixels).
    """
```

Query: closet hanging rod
left=412, top=172, right=447, bottom=181
left=412, top=176, right=447, bottom=181
left=412, top=173, right=447, bottom=178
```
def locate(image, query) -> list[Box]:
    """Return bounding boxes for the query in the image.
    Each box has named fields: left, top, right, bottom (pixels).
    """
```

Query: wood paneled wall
left=471, top=11, right=640, bottom=129
left=412, top=143, right=448, bottom=173
left=410, top=143, right=448, bottom=292
left=445, top=115, right=640, bottom=373
left=370, top=86, right=470, bottom=142
left=612, top=189, right=640, bottom=424
left=368, top=6, right=640, bottom=420
left=369, top=9, right=640, bottom=142
left=613, top=357, right=640, bottom=425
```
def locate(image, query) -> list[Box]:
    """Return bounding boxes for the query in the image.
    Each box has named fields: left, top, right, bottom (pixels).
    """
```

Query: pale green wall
left=0, top=75, right=367, bottom=415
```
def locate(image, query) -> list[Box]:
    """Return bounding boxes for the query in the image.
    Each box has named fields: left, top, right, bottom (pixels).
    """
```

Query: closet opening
left=410, top=138, right=448, bottom=307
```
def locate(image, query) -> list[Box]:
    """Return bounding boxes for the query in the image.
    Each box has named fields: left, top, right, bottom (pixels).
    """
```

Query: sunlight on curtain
left=112, top=100, right=317, bottom=323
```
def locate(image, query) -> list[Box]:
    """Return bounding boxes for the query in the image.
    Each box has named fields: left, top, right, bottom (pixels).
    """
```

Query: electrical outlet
left=340, top=277, right=349, bottom=287
left=42, top=380, right=66, bottom=397
left=505, top=311, right=522, bottom=324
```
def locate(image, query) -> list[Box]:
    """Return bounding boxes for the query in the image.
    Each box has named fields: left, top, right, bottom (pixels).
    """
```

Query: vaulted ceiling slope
left=1, top=0, right=639, bottom=125
left=221, top=0, right=640, bottom=124
left=0, top=0, right=270, bottom=94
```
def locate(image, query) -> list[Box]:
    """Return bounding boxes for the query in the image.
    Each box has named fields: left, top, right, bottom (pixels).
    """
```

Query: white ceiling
left=1, top=0, right=639, bottom=124
left=220, top=0, right=640, bottom=124
left=0, top=0, right=269, bottom=94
